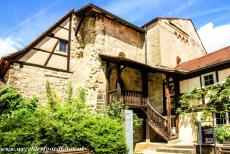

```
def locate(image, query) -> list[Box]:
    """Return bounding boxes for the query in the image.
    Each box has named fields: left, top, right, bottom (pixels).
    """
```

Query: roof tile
left=175, top=46, right=230, bottom=71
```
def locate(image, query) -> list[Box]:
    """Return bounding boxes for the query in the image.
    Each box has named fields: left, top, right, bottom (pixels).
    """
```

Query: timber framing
left=48, top=34, right=69, bottom=42
left=57, top=26, right=69, bottom=31
left=67, top=14, right=72, bottom=71
left=44, top=40, right=59, bottom=66
left=33, top=48, right=67, bottom=57
left=13, top=60, right=73, bottom=73
left=3, top=9, right=74, bottom=61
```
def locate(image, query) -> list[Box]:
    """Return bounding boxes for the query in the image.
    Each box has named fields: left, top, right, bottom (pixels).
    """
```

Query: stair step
left=156, top=148, right=195, bottom=154
left=167, top=144, right=195, bottom=149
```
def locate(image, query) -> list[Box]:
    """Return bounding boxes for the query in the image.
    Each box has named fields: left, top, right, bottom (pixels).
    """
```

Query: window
left=216, top=113, right=226, bottom=125
left=215, top=112, right=230, bottom=125
left=59, top=41, right=68, bottom=53
left=201, top=72, right=217, bottom=87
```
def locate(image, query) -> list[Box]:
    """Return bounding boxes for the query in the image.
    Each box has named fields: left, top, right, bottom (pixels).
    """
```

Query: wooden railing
left=147, top=102, right=169, bottom=140
left=122, top=90, right=147, bottom=107
left=108, top=89, right=147, bottom=107
left=108, top=89, right=177, bottom=141
left=108, top=89, right=118, bottom=104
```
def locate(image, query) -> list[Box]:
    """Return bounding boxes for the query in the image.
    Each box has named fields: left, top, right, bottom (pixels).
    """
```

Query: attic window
left=59, top=41, right=68, bottom=53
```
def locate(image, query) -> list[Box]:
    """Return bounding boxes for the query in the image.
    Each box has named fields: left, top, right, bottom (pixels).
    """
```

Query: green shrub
left=215, top=125, right=230, bottom=143
left=0, top=84, right=128, bottom=154
left=107, top=101, right=143, bottom=133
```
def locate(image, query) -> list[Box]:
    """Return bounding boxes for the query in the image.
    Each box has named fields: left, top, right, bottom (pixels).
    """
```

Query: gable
left=3, top=9, right=74, bottom=72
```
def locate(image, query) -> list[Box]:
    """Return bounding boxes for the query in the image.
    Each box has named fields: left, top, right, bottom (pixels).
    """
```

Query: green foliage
left=176, top=77, right=230, bottom=121
left=215, top=125, right=230, bottom=143
left=107, top=101, right=143, bottom=133
left=107, top=101, right=122, bottom=119
left=45, top=81, right=60, bottom=111
left=133, top=114, right=143, bottom=133
left=65, top=81, right=73, bottom=103
left=0, top=86, right=38, bottom=115
left=0, top=84, right=128, bottom=154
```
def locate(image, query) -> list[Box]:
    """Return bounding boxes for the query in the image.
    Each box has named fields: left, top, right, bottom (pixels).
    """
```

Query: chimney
left=176, top=56, right=181, bottom=65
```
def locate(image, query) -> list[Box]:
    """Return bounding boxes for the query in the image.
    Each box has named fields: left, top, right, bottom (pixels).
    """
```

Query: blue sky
left=0, top=0, right=230, bottom=56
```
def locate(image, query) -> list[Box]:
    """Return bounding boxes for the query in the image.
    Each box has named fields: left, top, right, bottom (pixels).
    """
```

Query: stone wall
left=146, top=19, right=206, bottom=68
left=146, top=22, right=161, bottom=66
left=6, top=13, right=145, bottom=110
left=0, top=81, right=4, bottom=91
left=179, top=113, right=198, bottom=143
left=148, top=72, right=165, bottom=113
left=7, top=64, right=72, bottom=105
left=69, top=13, right=145, bottom=109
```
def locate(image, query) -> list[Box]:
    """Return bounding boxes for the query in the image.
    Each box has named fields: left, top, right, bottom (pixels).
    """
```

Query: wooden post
left=173, top=76, right=180, bottom=135
left=116, top=64, right=122, bottom=101
left=105, top=61, right=110, bottom=105
left=141, top=71, right=148, bottom=96
left=166, top=74, right=172, bottom=140
left=145, top=118, right=150, bottom=142
left=162, top=80, right=167, bottom=115
left=67, top=14, right=72, bottom=71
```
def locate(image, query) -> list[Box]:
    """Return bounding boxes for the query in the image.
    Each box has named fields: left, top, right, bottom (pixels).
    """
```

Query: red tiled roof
left=176, top=46, right=230, bottom=72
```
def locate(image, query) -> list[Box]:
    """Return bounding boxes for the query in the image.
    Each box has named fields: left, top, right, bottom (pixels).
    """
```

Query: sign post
left=124, top=109, right=133, bottom=154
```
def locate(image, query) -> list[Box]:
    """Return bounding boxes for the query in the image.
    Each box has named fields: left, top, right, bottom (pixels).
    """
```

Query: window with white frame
left=59, top=41, right=68, bottom=53
left=201, top=72, right=217, bottom=87
left=215, top=112, right=230, bottom=125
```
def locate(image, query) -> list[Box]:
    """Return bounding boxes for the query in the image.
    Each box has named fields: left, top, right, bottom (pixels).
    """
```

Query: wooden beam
left=13, top=10, right=74, bottom=61
left=33, top=48, right=67, bottom=57
left=116, top=64, right=122, bottom=101
left=173, top=76, right=180, bottom=135
left=166, top=74, right=172, bottom=140
left=75, top=15, right=85, bottom=36
left=141, top=71, right=148, bottom=98
left=57, top=25, right=69, bottom=31
left=162, top=81, right=167, bottom=115
left=145, top=118, right=150, bottom=142
left=48, top=34, right=68, bottom=42
left=44, top=40, right=59, bottom=66
left=14, top=61, right=73, bottom=73
left=106, top=61, right=110, bottom=105
left=67, top=14, right=72, bottom=71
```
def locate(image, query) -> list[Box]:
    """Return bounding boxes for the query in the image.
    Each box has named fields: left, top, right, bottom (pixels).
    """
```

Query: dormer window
left=59, top=41, right=68, bottom=53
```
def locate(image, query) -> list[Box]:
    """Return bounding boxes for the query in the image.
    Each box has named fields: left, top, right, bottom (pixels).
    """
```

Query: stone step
left=166, top=144, right=195, bottom=149
left=156, top=147, right=195, bottom=154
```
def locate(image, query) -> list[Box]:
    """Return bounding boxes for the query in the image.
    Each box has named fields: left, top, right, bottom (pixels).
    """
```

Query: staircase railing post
left=166, top=74, right=172, bottom=140
left=146, top=101, right=150, bottom=142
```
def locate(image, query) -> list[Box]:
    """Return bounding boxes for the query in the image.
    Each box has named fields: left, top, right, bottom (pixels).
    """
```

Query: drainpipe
left=144, top=27, right=148, bottom=64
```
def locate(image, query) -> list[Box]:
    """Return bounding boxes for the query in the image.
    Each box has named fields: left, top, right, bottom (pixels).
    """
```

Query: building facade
left=0, top=3, right=229, bottom=145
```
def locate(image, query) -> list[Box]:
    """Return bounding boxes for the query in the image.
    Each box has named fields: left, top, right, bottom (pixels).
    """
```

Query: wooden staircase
left=146, top=102, right=177, bottom=141
left=108, top=89, right=177, bottom=141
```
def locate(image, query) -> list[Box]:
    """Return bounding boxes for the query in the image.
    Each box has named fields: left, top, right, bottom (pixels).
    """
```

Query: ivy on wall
left=176, top=76, right=230, bottom=122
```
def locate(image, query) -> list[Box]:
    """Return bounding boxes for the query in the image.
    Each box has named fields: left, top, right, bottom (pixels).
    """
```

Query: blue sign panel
left=125, top=109, right=133, bottom=154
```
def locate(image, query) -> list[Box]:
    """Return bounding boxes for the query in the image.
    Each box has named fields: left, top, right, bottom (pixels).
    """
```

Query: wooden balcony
left=108, top=89, right=147, bottom=108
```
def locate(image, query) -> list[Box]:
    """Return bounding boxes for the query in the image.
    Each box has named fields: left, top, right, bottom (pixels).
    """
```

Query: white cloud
left=0, top=38, right=22, bottom=57
left=198, top=22, right=230, bottom=53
